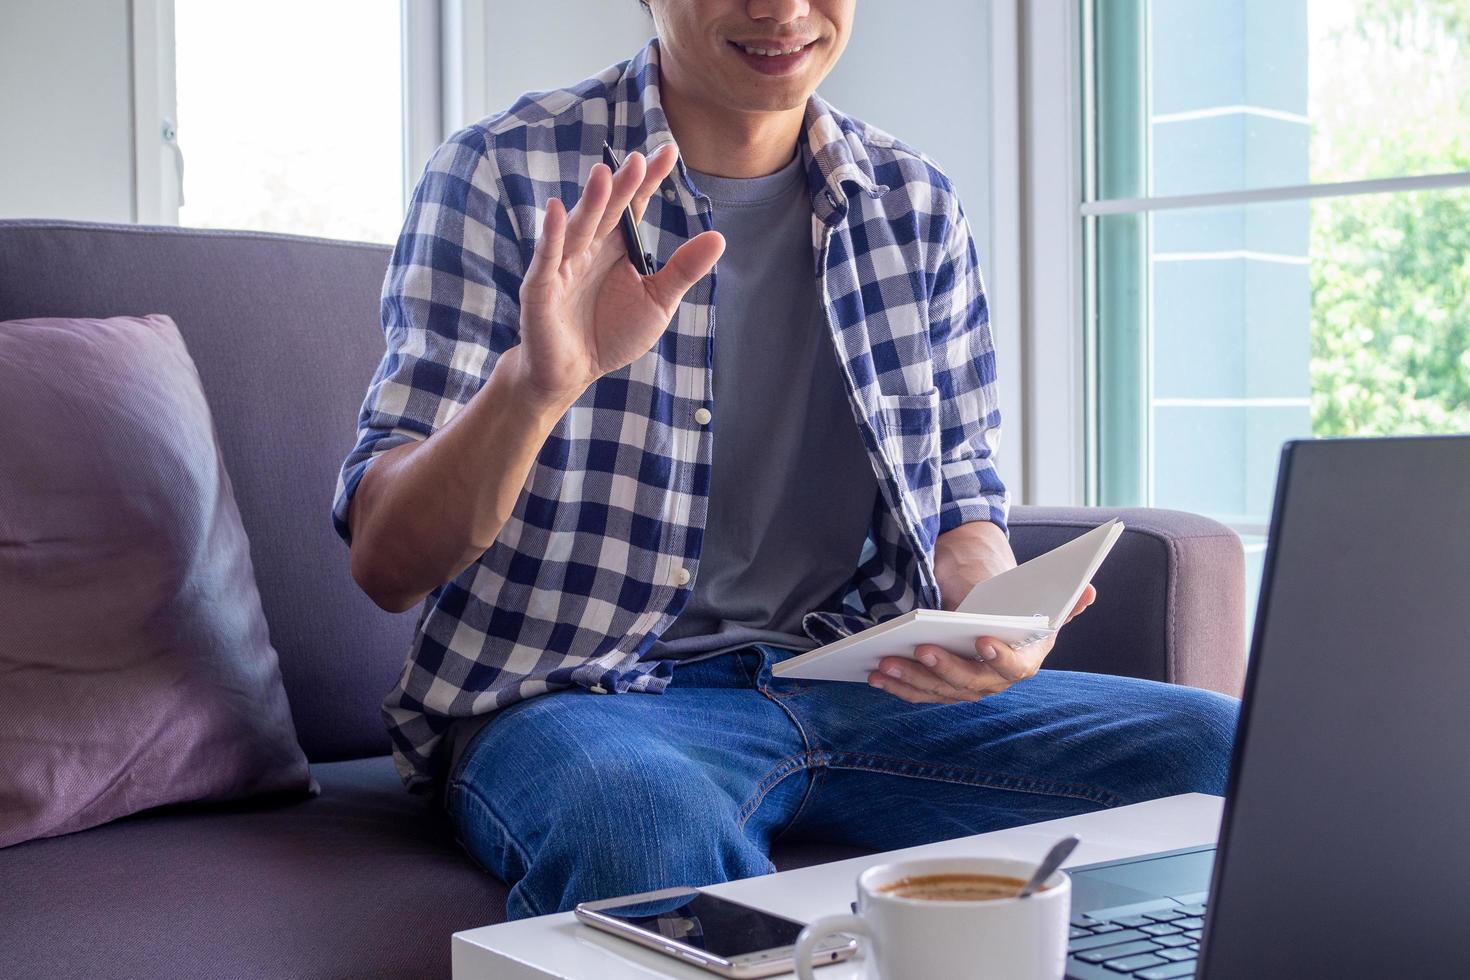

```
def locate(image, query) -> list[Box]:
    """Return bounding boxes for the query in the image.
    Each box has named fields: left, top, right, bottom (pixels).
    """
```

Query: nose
left=745, top=0, right=810, bottom=25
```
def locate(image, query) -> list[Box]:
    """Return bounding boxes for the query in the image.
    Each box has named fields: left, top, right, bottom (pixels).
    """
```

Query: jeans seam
left=447, top=777, right=545, bottom=918
left=820, top=750, right=1125, bottom=808
left=770, top=763, right=825, bottom=846
left=736, top=753, right=812, bottom=830
left=749, top=645, right=823, bottom=838
left=735, top=649, right=759, bottom=686
left=756, top=683, right=815, bottom=749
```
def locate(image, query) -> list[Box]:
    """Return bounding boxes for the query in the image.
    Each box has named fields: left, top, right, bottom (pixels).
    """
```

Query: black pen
left=601, top=141, right=656, bottom=276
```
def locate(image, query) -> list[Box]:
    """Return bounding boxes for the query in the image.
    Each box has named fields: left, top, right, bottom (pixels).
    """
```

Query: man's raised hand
left=514, top=143, right=725, bottom=409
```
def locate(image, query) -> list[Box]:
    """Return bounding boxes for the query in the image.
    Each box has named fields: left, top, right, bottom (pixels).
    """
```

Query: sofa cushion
left=0, top=756, right=498, bottom=980
left=0, top=755, right=876, bottom=980
left=0, top=222, right=414, bottom=763
left=0, top=314, right=313, bottom=848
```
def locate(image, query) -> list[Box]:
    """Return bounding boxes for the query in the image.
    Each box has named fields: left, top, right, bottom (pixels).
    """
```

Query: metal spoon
left=1017, top=835, right=1080, bottom=898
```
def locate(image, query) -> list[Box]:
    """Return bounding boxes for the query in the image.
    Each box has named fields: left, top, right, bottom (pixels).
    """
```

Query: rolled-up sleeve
left=928, top=201, right=1010, bottom=536
left=331, top=131, right=525, bottom=543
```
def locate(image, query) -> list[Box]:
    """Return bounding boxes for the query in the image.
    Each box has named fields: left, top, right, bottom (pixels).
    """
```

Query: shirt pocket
left=875, top=389, right=940, bottom=438
left=874, top=389, right=943, bottom=498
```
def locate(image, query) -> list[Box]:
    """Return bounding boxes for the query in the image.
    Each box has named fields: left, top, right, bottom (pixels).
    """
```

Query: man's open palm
left=515, top=143, right=725, bottom=406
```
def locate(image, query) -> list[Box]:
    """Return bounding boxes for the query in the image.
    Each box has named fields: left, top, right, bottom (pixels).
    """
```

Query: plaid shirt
left=334, top=40, right=1009, bottom=790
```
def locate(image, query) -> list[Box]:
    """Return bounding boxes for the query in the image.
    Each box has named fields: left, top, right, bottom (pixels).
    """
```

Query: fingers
left=525, top=197, right=567, bottom=284
left=870, top=652, right=976, bottom=705
left=910, top=644, right=1009, bottom=697
left=865, top=638, right=1046, bottom=704
left=644, top=231, right=725, bottom=310
left=973, top=636, right=1043, bottom=684
left=868, top=669, right=965, bottom=704
left=546, top=145, right=682, bottom=280
left=592, top=151, right=648, bottom=243
left=562, top=163, right=613, bottom=259
left=1064, top=583, right=1098, bottom=624
left=631, top=143, right=679, bottom=223
left=870, top=646, right=1011, bottom=702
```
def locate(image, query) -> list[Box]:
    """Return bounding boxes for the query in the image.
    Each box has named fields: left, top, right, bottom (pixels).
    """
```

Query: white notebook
left=772, top=519, right=1126, bottom=682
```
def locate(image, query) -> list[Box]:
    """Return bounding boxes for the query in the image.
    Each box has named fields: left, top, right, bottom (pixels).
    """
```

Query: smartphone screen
left=589, top=889, right=806, bottom=959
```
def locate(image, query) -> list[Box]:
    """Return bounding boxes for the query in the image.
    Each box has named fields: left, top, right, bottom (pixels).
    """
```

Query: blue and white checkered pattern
left=333, top=40, right=1009, bottom=790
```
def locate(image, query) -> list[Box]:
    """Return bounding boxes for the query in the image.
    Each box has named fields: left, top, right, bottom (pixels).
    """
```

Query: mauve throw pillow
left=0, top=314, right=313, bottom=848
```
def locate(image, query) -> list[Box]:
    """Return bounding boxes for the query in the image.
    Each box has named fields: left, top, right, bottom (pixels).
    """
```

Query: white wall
left=0, top=0, right=136, bottom=222
left=476, top=1, right=651, bottom=121
left=822, top=0, right=994, bottom=278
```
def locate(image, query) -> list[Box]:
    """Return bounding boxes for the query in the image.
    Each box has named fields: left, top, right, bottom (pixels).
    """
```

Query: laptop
left=1064, top=435, right=1470, bottom=979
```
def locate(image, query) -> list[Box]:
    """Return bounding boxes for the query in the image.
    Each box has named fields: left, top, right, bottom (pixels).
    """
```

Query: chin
left=725, top=79, right=815, bottom=114
left=737, top=94, right=810, bottom=114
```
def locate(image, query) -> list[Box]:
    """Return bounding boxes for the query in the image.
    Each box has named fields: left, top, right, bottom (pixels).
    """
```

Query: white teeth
left=738, top=42, right=807, bottom=57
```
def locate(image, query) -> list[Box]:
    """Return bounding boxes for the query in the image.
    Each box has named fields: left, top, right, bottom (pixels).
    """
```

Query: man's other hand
left=868, top=584, right=1097, bottom=704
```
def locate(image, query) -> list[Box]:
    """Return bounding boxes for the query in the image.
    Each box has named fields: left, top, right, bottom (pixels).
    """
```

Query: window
left=173, top=0, right=405, bottom=243
left=1084, top=0, right=1470, bottom=620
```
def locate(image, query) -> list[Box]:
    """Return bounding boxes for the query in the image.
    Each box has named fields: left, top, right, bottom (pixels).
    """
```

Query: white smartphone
left=575, top=886, right=860, bottom=977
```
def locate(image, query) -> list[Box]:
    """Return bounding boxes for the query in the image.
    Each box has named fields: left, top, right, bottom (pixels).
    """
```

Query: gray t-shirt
left=642, top=151, right=880, bottom=661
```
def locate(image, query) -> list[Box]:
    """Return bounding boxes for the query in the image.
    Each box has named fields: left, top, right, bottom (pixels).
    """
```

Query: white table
left=452, top=793, right=1224, bottom=980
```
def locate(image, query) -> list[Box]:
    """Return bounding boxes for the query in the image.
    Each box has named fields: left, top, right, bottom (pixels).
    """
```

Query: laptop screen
left=1201, top=436, right=1470, bottom=978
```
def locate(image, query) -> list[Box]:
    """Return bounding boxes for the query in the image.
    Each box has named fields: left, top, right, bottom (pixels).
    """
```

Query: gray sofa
left=0, top=220, right=1247, bottom=980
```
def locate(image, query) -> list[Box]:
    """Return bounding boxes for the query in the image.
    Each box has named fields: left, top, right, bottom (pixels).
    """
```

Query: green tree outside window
left=1310, top=0, right=1470, bottom=436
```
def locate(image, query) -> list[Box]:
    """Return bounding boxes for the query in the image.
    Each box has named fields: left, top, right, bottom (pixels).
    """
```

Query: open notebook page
left=954, top=519, right=1125, bottom=626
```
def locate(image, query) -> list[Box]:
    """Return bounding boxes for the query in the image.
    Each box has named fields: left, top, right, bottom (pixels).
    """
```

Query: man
left=334, top=0, right=1237, bottom=921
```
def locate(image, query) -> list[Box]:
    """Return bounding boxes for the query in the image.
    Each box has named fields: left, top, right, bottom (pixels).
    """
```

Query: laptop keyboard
left=1065, top=899, right=1208, bottom=979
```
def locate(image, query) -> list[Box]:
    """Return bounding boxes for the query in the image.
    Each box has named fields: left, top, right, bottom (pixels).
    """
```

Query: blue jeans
left=445, top=645, right=1238, bottom=920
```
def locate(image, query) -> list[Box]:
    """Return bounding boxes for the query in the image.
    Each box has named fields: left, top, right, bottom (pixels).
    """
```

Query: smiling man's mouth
left=725, top=37, right=819, bottom=76
left=728, top=39, right=815, bottom=57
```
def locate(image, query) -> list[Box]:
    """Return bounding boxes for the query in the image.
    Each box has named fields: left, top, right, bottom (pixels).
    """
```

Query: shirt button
left=693, top=407, right=712, bottom=425
left=674, top=566, right=691, bottom=587
left=589, top=683, right=609, bottom=694
left=662, top=186, right=677, bottom=202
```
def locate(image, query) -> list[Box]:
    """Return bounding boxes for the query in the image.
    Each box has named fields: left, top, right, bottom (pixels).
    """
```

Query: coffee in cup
left=876, top=872, right=1034, bottom=902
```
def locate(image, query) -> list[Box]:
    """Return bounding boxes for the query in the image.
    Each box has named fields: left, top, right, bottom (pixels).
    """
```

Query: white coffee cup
left=794, top=856, right=1071, bottom=980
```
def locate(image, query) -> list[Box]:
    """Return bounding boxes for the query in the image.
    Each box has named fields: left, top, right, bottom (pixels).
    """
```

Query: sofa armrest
left=1007, top=506, right=1246, bottom=697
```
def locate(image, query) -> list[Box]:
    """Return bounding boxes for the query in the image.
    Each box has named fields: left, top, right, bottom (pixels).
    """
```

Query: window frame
left=1001, top=0, right=1090, bottom=507
left=128, top=0, right=181, bottom=224
left=406, top=0, right=494, bottom=205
